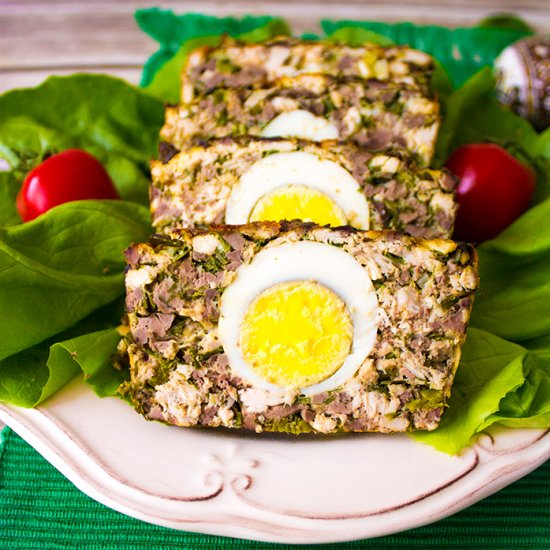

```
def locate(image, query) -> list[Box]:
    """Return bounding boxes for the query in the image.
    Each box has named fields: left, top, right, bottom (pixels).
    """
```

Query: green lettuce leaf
left=0, top=312, right=126, bottom=408
left=327, top=27, right=395, bottom=46
left=478, top=14, right=534, bottom=33
left=50, top=327, right=128, bottom=400
left=136, top=9, right=288, bottom=85
left=413, top=329, right=526, bottom=454
left=418, top=117, right=550, bottom=452
left=415, top=327, right=550, bottom=454
left=0, top=74, right=164, bottom=209
left=137, top=8, right=290, bottom=102
left=0, top=171, right=21, bottom=228
left=535, top=128, right=550, bottom=157
left=144, top=35, right=219, bottom=103
left=419, top=126, right=550, bottom=452
left=480, top=354, right=550, bottom=430
left=470, top=200, right=550, bottom=342
left=0, top=73, right=164, bottom=406
left=0, top=200, right=151, bottom=362
left=488, top=336, right=550, bottom=429
left=0, top=73, right=163, bottom=406
left=433, top=69, right=539, bottom=166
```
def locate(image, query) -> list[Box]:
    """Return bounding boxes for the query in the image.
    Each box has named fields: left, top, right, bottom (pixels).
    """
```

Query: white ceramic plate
left=0, top=378, right=549, bottom=544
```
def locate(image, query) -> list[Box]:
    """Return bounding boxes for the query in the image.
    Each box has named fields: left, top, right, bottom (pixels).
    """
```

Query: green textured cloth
left=0, top=427, right=548, bottom=549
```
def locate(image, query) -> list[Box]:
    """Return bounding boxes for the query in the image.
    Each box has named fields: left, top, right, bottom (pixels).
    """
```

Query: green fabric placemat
left=0, top=427, right=548, bottom=549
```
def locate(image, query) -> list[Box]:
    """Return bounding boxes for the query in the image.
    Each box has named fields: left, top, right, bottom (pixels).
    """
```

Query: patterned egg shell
left=494, top=35, right=550, bottom=130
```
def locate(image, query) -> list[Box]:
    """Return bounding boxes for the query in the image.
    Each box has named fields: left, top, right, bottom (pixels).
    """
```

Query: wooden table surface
left=1, top=0, right=550, bottom=94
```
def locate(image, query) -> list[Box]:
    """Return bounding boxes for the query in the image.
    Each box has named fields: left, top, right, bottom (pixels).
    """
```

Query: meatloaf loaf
left=182, top=36, right=434, bottom=101
left=150, top=136, right=457, bottom=238
left=119, top=221, right=478, bottom=434
left=162, top=75, right=440, bottom=165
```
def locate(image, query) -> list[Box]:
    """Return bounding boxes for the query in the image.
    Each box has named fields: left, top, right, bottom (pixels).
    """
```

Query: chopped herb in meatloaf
left=119, top=221, right=479, bottom=434
left=182, top=36, right=434, bottom=101
left=162, top=75, right=440, bottom=165
left=150, top=136, right=457, bottom=238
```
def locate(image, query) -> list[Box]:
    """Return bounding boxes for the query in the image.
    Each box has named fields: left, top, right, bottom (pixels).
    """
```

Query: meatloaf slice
left=119, top=221, right=479, bottom=434
left=162, top=75, right=440, bottom=165
left=182, top=36, right=434, bottom=101
left=150, top=136, right=457, bottom=238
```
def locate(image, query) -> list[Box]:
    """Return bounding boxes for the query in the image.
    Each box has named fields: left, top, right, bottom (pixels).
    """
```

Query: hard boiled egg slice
left=224, top=151, right=370, bottom=229
left=249, top=184, right=347, bottom=227
left=218, top=241, right=378, bottom=396
left=240, top=280, right=354, bottom=388
left=260, top=110, right=339, bottom=141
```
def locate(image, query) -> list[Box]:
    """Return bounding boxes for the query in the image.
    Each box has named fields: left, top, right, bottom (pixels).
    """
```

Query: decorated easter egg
left=494, top=36, right=550, bottom=130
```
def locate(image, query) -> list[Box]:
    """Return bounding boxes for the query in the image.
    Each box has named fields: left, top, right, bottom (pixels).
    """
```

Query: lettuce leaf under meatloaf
left=119, top=221, right=478, bottom=435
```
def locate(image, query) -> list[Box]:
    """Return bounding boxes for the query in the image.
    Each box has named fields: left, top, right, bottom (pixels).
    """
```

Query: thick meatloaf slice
left=119, top=221, right=479, bottom=434
left=182, top=36, right=434, bottom=101
left=150, top=136, right=457, bottom=238
left=162, top=75, right=440, bottom=165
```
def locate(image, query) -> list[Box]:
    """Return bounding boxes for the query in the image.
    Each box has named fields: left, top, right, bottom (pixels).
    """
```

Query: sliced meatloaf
left=162, top=75, right=440, bottom=165
left=182, top=36, right=434, bottom=101
left=119, top=221, right=479, bottom=434
left=150, top=136, right=457, bottom=238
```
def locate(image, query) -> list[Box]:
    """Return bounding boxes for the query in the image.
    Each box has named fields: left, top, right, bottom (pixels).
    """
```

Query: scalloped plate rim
left=0, top=379, right=549, bottom=544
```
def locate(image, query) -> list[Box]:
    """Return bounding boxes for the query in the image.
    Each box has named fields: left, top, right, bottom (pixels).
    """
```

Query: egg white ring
left=218, top=241, right=379, bottom=396
left=260, top=110, right=340, bottom=141
left=224, top=151, right=370, bottom=230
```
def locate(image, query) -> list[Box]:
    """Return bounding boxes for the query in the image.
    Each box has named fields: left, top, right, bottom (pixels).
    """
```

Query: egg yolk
left=239, top=280, right=353, bottom=389
left=249, top=184, right=348, bottom=227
